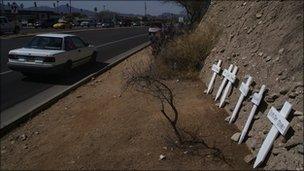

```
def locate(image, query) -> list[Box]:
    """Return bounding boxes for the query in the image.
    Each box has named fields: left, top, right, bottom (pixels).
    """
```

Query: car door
left=70, top=36, right=92, bottom=62
left=64, top=36, right=81, bottom=66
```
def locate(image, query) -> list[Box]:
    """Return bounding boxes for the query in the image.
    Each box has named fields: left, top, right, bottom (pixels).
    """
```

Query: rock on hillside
left=199, top=0, right=303, bottom=170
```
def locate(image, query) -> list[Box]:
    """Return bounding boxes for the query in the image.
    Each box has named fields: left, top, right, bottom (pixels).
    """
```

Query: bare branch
left=124, top=61, right=183, bottom=144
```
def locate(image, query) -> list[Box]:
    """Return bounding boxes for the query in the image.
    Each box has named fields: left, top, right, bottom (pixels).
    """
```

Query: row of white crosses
left=205, top=60, right=293, bottom=168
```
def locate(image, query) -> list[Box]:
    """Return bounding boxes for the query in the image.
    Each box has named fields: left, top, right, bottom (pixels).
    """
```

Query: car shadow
left=22, top=61, right=109, bottom=86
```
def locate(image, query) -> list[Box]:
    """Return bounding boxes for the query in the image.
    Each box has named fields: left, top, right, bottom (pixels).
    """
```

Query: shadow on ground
left=22, top=62, right=109, bottom=85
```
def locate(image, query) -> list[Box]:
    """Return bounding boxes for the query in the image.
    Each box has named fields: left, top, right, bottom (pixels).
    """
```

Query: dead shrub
left=155, top=22, right=220, bottom=79
left=123, top=61, right=228, bottom=163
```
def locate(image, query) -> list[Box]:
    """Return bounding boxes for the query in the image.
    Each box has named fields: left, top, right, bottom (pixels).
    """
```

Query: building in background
left=0, top=4, right=60, bottom=23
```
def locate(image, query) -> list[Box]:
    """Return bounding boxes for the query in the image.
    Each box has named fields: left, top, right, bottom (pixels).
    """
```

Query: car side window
left=64, top=37, right=77, bottom=51
left=71, top=37, right=86, bottom=48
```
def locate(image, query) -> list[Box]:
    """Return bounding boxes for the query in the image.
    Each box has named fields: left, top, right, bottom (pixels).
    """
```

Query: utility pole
left=57, top=0, right=59, bottom=14
left=144, top=1, right=147, bottom=17
left=69, top=0, right=71, bottom=14
left=1, top=0, right=3, bottom=13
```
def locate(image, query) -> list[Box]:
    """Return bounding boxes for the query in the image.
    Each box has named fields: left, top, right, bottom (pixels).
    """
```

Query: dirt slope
left=199, top=0, right=303, bottom=170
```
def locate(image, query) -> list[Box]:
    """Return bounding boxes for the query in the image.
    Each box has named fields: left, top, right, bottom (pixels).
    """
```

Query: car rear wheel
left=63, top=61, right=72, bottom=76
left=90, top=52, right=97, bottom=63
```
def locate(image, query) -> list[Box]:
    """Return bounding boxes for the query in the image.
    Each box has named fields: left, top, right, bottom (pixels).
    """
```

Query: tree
left=97, top=11, right=118, bottom=22
left=167, top=0, right=211, bottom=27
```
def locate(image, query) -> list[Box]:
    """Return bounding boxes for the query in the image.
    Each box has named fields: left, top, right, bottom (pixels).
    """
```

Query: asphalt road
left=0, top=27, right=149, bottom=111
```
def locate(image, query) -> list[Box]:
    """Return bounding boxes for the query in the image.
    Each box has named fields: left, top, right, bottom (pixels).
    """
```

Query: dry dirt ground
left=1, top=49, right=251, bottom=170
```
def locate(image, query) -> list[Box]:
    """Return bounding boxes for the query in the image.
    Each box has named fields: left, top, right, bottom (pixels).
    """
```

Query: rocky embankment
left=199, top=0, right=303, bottom=170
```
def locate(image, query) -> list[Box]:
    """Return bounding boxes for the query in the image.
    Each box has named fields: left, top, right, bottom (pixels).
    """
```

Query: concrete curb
left=0, top=41, right=150, bottom=137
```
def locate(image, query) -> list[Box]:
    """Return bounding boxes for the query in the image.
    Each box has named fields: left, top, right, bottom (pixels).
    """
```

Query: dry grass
left=155, top=22, right=220, bottom=79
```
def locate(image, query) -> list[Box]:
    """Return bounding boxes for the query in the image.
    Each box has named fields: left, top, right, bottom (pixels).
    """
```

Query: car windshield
left=26, top=36, right=63, bottom=50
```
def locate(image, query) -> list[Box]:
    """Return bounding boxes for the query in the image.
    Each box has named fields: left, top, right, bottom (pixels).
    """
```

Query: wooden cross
left=229, top=75, right=253, bottom=124
left=215, top=64, right=233, bottom=101
left=238, top=85, right=266, bottom=144
left=219, top=65, right=238, bottom=107
left=205, top=60, right=222, bottom=94
left=253, top=101, right=292, bottom=168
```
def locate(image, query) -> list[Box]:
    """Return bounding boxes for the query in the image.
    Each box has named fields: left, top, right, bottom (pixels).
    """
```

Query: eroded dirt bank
left=199, top=0, right=303, bottom=170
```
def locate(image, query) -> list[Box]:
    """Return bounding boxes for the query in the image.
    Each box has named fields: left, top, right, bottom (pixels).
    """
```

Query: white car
left=7, top=33, right=97, bottom=76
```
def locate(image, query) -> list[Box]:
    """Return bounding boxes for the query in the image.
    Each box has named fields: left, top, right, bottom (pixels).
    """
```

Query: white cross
left=229, top=75, right=253, bottom=124
left=253, top=101, right=292, bottom=168
left=215, top=64, right=233, bottom=101
left=219, top=65, right=238, bottom=107
left=238, top=85, right=266, bottom=144
left=205, top=60, right=222, bottom=94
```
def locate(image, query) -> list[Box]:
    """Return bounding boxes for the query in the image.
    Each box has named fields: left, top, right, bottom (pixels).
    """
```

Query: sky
left=3, top=0, right=184, bottom=16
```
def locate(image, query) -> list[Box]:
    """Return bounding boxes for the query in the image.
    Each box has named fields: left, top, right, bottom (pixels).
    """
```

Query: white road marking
left=95, top=33, right=147, bottom=48
left=0, top=70, right=13, bottom=75
left=0, top=33, right=148, bottom=76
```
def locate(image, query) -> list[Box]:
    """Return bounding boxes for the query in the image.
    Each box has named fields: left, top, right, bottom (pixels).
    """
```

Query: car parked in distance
left=80, top=20, right=96, bottom=27
left=96, top=22, right=103, bottom=28
left=7, top=33, right=97, bottom=76
left=0, top=16, right=21, bottom=35
left=118, top=20, right=132, bottom=27
left=21, top=20, right=28, bottom=28
left=27, top=22, right=34, bottom=28
left=35, top=19, right=58, bottom=28
left=53, top=20, right=72, bottom=29
left=101, top=21, right=115, bottom=28
left=148, top=22, right=163, bottom=36
left=132, top=21, right=141, bottom=27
